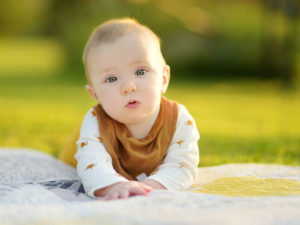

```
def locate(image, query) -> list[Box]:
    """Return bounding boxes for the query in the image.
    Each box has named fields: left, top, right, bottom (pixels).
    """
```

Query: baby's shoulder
left=79, top=107, right=100, bottom=135
left=177, top=104, right=194, bottom=123
left=83, top=107, right=98, bottom=121
left=173, top=103, right=199, bottom=139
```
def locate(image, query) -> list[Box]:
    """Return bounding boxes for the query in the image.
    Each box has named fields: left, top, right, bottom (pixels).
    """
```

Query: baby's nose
left=121, top=82, right=137, bottom=95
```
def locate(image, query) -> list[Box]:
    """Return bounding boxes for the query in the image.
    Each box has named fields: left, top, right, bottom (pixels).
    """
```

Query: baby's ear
left=161, top=65, right=170, bottom=94
left=85, top=84, right=98, bottom=100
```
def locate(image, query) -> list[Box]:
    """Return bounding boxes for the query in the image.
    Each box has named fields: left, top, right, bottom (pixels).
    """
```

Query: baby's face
left=86, top=31, right=169, bottom=126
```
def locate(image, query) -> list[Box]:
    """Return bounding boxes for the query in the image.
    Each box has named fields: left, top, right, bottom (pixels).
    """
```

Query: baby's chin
left=107, top=105, right=160, bottom=126
left=113, top=116, right=145, bottom=126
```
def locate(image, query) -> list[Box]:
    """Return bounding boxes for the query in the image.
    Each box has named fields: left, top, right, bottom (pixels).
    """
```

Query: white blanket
left=0, top=148, right=299, bottom=225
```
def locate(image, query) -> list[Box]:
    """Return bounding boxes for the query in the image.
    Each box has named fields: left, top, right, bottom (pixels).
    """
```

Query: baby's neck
left=126, top=108, right=160, bottom=140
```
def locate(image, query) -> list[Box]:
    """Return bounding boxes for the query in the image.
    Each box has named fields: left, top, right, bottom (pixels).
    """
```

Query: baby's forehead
left=83, top=19, right=164, bottom=83
left=100, top=28, right=159, bottom=49
left=88, top=30, right=161, bottom=60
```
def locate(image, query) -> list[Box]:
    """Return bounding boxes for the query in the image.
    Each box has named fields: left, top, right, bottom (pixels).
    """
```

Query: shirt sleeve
left=146, top=104, right=200, bottom=191
left=74, top=108, right=128, bottom=198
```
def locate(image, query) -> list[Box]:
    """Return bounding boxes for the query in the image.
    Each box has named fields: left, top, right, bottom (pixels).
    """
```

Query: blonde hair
left=82, top=18, right=163, bottom=83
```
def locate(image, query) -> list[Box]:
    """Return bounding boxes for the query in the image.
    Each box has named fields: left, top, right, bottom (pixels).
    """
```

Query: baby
left=75, top=18, right=200, bottom=200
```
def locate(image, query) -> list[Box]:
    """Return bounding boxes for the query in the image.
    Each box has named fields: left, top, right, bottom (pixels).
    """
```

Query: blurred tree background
left=0, top=0, right=299, bottom=84
left=0, top=0, right=299, bottom=166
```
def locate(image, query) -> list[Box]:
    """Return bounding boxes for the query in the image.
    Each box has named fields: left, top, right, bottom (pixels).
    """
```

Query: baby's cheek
left=102, top=101, right=119, bottom=117
left=99, top=91, right=118, bottom=106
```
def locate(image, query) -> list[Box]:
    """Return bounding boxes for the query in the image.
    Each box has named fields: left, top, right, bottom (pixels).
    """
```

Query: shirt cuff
left=147, top=174, right=181, bottom=192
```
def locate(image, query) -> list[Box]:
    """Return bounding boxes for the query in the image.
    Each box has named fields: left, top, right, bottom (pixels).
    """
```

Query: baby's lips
left=125, top=99, right=140, bottom=108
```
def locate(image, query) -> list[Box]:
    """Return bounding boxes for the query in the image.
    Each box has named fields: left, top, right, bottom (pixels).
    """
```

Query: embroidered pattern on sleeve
left=185, top=120, right=193, bottom=126
left=91, top=109, right=96, bottom=116
left=80, top=141, right=88, bottom=148
left=176, top=140, right=184, bottom=146
left=85, top=163, right=97, bottom=170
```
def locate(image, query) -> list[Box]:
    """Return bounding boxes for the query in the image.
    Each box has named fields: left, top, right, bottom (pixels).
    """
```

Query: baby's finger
left=103, top=191, right=119, bottom=201
left=139, top=183, right=153, bottom=192
left=101, top=194, right=111, bottom=201
left=119, top=189, right=129, bottom=199
left=129, top=187, right=149, bottom=196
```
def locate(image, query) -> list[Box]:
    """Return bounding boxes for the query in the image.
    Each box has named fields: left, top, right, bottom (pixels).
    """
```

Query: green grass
left=0, top=38, right=65, bottom=75
left=0, top=75, right=299, bottom=166
left=169, top=80, right=300, bottom=166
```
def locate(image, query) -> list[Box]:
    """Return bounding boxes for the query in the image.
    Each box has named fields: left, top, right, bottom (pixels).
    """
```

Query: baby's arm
left=75, top=108, right=152, bottom=199
left=143, top=104, right=200, bottom=191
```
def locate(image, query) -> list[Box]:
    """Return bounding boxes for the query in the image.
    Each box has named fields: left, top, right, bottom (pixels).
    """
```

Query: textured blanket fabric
left=0, top=148, right=299, bottom=225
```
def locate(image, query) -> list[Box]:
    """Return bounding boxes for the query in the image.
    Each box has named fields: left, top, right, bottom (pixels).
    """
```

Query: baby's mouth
left=125, top=100, right=140, bottom=109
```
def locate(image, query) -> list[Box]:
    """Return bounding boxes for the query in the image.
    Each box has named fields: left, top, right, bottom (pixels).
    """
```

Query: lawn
left=0, top=75, right=299, bottom=167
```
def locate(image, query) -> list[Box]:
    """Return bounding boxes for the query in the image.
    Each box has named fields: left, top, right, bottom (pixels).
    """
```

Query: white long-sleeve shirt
left=75, top=104, right=200, bottom=198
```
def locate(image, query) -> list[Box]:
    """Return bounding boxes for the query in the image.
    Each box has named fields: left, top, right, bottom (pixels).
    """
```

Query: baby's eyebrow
left=100, top=66, right=117, bottom=74
left=129, top=60, right=149, bottom=66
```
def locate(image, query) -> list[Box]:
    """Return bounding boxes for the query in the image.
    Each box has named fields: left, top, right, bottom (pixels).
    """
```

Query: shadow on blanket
left=0, top=148, right=91, bottom=203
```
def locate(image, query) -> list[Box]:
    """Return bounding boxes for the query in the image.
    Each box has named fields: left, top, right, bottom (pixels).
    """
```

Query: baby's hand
left=94, top=181, right=153, bottom=200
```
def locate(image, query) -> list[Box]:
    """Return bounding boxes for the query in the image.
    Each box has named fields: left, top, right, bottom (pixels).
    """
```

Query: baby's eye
left=106, top=76, right=118, bottom=83
left=135, top=69, right=146, bottom=76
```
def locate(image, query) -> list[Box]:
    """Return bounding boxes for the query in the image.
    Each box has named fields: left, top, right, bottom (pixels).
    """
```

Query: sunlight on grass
left=168, top=82, right=300, bottom=139
left=0, top=77, right=299, bottom=166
